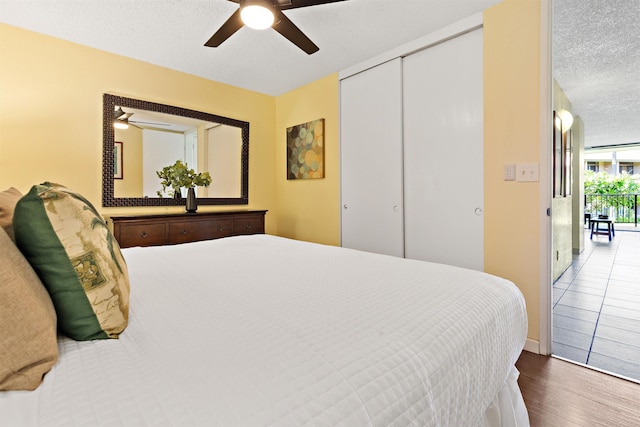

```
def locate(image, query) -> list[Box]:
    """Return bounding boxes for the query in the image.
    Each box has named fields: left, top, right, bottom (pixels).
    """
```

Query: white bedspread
left=1, top=235, right=527, bottom=426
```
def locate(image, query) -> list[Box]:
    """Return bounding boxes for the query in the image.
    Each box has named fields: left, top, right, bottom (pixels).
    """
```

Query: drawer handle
left=245, top=223, right=252, bottom=229
left=141, top=231, right=148, bottom=238
left=181, top=229, right=187, bottom=235
left=217, top=225, right=223, bottom=232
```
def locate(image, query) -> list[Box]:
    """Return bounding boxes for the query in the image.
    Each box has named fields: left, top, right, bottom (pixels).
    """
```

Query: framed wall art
left=564, top=128, right=572, bottom=196
left=286, top=119, right=324, bottom=180
left=553, top=111, right=563, bottom=197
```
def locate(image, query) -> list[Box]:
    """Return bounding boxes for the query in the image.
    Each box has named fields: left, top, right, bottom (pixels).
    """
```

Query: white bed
left=1, top=234, right=529, bottom=426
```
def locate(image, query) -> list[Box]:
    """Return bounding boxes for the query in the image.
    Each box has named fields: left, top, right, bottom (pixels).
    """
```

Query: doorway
left=550, top=0, right=640, bottom=382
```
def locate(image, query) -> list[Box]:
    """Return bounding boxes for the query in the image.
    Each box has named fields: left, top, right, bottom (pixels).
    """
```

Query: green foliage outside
left=584, top=171, right=640, bottom=220
left=584, top=170, right=640, bottom=194
left=156, top=160, right=212, bottom=198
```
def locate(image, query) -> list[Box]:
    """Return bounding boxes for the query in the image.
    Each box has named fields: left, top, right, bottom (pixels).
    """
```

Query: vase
left=186, top=187, right=198, bottom=213
left=173, top=189, right=182, bottom=201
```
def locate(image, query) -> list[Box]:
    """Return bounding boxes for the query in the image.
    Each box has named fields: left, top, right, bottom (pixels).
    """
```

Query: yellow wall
left=0, top=24, right=277, bottom=232
left=114, top=125, right=143, bottom=197
left=484, top=0, right=544, bottom=342
left=274, top=74, right=341, bottom=246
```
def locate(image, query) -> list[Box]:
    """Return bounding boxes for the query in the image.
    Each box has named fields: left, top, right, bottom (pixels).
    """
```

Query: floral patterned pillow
left=13, top=183, right=129, bottom=340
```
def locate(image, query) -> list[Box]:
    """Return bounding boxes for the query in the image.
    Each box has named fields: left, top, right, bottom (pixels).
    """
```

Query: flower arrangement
left=156, top=160, right=212, bottom=198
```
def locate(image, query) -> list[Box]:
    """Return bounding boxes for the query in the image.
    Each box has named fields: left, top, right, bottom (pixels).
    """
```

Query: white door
left=340, top=58, right=404, bottom=257
left=403, top=28, right=484, bottom=270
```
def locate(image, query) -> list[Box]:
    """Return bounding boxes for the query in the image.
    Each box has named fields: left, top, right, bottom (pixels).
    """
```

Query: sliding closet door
left=403, top=28, right=484, bottom=270
left=340, top=59, right=404, bottom=257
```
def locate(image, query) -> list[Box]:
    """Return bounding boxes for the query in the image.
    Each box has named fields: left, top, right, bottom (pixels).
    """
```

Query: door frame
left=538, top=0, right=553, bottom=356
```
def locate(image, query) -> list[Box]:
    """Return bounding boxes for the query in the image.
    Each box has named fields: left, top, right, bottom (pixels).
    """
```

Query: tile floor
left=553, top=226, right=640, bottom=382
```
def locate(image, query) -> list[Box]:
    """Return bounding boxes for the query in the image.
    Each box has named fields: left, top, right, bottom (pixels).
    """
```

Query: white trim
left=539, top=0, right=552, bottom=356
left=524, top=338, right=540, bottom=354
left=339, top=12, right=483, bottom=80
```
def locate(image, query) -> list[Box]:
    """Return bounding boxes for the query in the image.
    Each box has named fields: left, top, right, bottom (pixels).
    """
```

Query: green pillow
left=13, top=183, right=129, bottom=340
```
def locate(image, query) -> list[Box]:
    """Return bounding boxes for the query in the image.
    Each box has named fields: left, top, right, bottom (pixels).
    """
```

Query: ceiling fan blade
left=278, top=0, right=347, bottom=10
left=272, top=9, right=319, bottom=54
left=205, top=9, right=244, bottom=47
left=129, top=121, right=171, bottom=127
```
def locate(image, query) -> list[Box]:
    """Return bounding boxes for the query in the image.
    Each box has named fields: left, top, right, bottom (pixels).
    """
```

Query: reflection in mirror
left=113, top=108, right=242, bottom=199
left=103, top=94, right=249, bottom=207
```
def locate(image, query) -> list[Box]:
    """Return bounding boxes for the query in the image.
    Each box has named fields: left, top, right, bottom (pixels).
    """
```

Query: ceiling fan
left=114, top=107, right=170, bottom=129
left=205, top=0, right=348, bottom=55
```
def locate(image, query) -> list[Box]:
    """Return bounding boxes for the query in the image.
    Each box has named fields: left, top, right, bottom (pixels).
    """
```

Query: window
left=586, top=161, right=599, bottom=172
left=619, top=162, right=634, bottom=174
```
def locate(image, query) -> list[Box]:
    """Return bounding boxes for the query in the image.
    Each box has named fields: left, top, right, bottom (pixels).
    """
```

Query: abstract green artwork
left=287, top=119, right=324, bottom=180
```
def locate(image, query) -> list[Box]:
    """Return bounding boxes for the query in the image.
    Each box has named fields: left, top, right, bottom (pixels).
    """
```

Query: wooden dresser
left=108, top=210, right=266, bottom=248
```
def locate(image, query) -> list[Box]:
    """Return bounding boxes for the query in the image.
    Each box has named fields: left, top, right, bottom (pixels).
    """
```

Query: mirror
left=103, top=94, right=249, bottom=207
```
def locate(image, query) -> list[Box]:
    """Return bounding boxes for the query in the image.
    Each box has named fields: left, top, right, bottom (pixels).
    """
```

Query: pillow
left=0, top=187, right=22, bottom=241
left=13, top=182, right=130, bottom=340
left=0, top=227, right=58, bottom=391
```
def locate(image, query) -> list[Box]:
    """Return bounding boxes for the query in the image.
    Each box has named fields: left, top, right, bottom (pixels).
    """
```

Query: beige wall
left=0, top=23, right=277, bottom=232
left=551, top=80, right=574, bottom=280
left=572, top=116, right=585, bottom=254
left=114, top=125, right=143, bottom=197
left=2, top=0, right=547, bottom=344
left=484, top=0, right=544, bottom=343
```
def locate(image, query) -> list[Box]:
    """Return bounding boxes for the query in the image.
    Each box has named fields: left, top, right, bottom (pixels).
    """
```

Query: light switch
left=516, top=163, right=539, bottom=182
left=504, top=164, right=516, bottom=181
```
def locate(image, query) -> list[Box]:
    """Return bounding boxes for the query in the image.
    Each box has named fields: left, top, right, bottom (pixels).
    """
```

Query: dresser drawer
left=210, top=220, right=233, bottom=239
left=109, top=210, right=266, bottom=248
left=232, top=215, right=264, bottom=235
left=168, top=220, right=233, bottom=244
left=117, top=223, right=166, bottom=248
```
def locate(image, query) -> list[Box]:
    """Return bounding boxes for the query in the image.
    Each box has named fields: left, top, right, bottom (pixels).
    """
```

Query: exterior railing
left=585, top=194, right=639, bottom=226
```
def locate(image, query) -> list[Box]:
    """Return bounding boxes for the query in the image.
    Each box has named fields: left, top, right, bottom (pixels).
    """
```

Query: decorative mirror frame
left=102, top=94, right=249, bottom=207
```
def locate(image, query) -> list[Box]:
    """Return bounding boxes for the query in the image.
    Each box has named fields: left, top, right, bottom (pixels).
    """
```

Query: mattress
left=0, top=234, right=528, bottom=426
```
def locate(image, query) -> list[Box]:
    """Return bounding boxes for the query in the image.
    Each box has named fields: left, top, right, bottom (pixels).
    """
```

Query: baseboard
left=524, top=338, right=540, bottom=354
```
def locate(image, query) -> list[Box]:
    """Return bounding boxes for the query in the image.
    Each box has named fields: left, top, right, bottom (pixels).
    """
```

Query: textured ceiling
left=1, top=0, right=637, bottom=148
left=553, top=0, right=640, bottom=148
left=0, top=0, right=500, bottom=96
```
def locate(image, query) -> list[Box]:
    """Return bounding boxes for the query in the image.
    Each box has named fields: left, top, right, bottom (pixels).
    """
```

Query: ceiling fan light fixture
left=114, top=118, right=129, bottom=130
left=240, top=0, right=274, bottom=30
left=557, top=109, right=574, bottom=133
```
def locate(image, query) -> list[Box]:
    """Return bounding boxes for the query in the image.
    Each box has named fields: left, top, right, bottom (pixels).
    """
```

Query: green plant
left=156, top=160, right=212, bottom=197
left=584, top=170, right=640, bottom=195
left=584, top=170, right=640, bottom=217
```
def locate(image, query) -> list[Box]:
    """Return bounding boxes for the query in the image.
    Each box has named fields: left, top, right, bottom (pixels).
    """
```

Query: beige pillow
left=0, top=227, right=58, bottom=391
left=0, top=187, right=22, bottom=241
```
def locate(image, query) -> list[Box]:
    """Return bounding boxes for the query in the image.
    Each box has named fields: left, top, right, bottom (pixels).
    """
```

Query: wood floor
left=516, top=350, right=640, bottom=426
